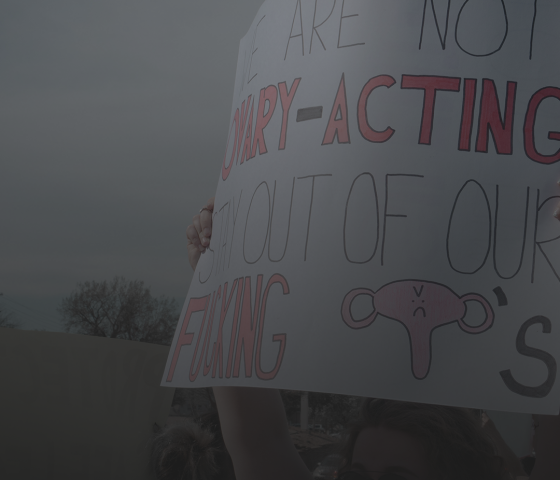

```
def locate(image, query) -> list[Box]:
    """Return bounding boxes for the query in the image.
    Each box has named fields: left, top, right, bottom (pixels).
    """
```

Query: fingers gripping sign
left=198, top=198, right=215, bottom=246
left=187, top=198, right=215, bottom=270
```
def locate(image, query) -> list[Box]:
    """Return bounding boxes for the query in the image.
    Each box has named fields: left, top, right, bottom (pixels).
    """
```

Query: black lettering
left=343, top=172, right=379, bottom=264
left=217, top=202, right=231, bottom=274
left=247, top=16, right=266, bottom=84
left=310, top=0, right=337, bottom=53
left=493, top=186, right=530, bottom=279
left=338, top=0, right=365, bottom=49
left=285, top=0, right=305, bottom=60
left=419, top=0, right=452, bottom=50
left=268, top=178, right=296, bottom=263
left=531, top=190, right=560, bottom=283
left=529, top=0, right=539, bottom=60
left=455, top=0, right=508, bottom=57
left=381, top=174, right=424, bottom=266
left=499, top=316, right=557, bottom=398
left=199, top=212, right=216, bottom=284
left=447, top=180, right=492, bottom=274
left=228, top=191, right=243, bottom=269
left=297, top=174, right=332, bottom=261
left=243, top=182, right=271, bottom=265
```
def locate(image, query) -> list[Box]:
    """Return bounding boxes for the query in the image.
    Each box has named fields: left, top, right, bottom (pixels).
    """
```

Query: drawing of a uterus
left=341, top=280, right=494, bottom=379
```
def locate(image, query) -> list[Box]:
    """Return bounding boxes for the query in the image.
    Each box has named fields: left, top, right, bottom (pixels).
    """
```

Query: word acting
left=222, top=74, right=560, bottom=180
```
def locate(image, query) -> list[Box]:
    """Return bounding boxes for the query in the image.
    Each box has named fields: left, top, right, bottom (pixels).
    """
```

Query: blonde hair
left=150, top=421, right=220, bottom=480
left=339, top=399, right=509, bottom=480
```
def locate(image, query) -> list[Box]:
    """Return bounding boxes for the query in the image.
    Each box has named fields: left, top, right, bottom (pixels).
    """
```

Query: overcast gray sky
left=1, top=0, right=264, bottom=331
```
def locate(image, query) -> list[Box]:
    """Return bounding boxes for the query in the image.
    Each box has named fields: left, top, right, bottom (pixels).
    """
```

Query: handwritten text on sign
left=164, top=0, right=560, bottom=414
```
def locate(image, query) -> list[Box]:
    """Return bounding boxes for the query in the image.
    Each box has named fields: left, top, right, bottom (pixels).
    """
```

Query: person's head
left=338, top=399, right=508, bottom=480
left=149, top=420, right=221, bottom=480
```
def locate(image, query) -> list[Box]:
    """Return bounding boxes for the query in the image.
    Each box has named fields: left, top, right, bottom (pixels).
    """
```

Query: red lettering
left=524, top=87, right=560, bottom=165
left=401, top=75, right=461, bottom=145
left=240, top=100, right=254, bottom=164
left=165, top=295, right=209, bottom=382
left=222, top=109, right=239, bottom=181
left=251, top=85, right=278, bottom=158
left=226, top=277, right=245, bottom=378
left=203, top=286, right=221, bottom=377
left=189, top=292, right=215, bottom=382
left=256, top=274, right=289, bottom=380
left=212, top=280, right=240, bottom=378
left=475, top=79, right=517, bottom=155
left=278, top=78, right=301, bottom=150
left=236, top=96, right=252, bottom=164
left=357, top=75, right=396, bottom=143
left=322, top=73, right=351, bottom=145
left=233, top=275, right=263, bottom=378
left=458, top=78, right=477, bottom=151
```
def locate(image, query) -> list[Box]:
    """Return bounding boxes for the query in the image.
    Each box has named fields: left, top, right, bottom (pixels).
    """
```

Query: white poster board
left=0, top=329, right=173, bottom=479
left=164, top=0, right=560, bottom=414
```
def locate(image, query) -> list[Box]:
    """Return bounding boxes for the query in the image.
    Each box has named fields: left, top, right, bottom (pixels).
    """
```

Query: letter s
left=499, top=316, right=557, bottom=398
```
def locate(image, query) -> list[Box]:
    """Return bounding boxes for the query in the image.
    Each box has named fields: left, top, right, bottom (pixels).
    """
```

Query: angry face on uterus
left=342, top=280, right=494, bottom=380
left=163, top=0, right=560, bottom=413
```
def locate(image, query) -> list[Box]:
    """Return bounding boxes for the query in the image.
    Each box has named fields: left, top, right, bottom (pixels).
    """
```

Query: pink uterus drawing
left=341, top=280, right=494, bottom=379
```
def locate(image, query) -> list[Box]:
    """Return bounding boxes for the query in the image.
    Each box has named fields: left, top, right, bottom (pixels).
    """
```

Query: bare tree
left=58, top=276, right=178, bottom=345
left=0, top=293, right=20, bottom=329
left=171, top=387, right=216, bottom=417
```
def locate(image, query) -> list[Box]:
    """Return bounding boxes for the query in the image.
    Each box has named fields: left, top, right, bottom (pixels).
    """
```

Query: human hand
left=187, top=197, right=215, bottom=270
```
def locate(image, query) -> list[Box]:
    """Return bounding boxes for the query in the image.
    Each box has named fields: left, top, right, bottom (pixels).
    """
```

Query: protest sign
left=0, top=329, right=173, bottom=479
left=163, top=0, right=560, bottom=414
